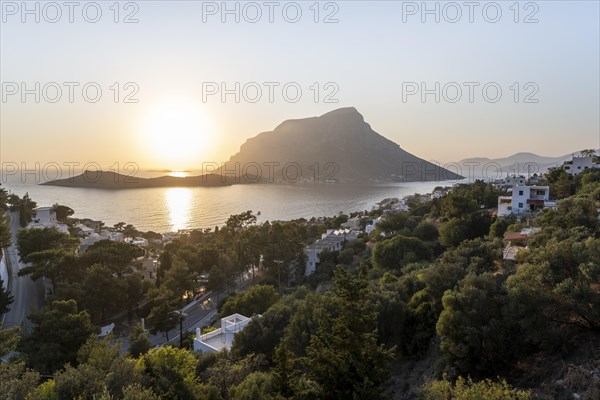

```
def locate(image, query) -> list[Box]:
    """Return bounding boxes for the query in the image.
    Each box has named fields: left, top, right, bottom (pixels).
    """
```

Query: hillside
left=41, top=171, right=261, bottom=189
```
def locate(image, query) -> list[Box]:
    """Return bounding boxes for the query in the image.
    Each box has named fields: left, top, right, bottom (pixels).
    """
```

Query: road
left=1, top=211, right=45, bottom=332
left=146, top=268, right=258, bottom=348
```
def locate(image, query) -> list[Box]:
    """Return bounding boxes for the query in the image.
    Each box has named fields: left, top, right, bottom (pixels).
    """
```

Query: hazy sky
left=1, top=0, right=599, bottom=171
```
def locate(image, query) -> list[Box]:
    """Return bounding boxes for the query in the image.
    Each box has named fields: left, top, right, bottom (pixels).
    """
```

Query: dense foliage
left=1, top=168, right=600, bottom=398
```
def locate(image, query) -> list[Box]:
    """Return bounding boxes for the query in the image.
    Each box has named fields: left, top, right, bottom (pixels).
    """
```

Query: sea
left=1, top=172, right=466, bottom=233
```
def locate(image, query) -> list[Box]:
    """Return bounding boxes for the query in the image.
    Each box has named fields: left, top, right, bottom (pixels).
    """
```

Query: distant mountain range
left=43, top=107, right=592, bottom=189
left=222, top=107, right=462, bottom=183
left=456, top=152, right=585, bottom=178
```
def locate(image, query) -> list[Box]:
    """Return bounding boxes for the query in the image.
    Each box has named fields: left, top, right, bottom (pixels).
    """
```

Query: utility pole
left=174, top=310, right=188, bottom=348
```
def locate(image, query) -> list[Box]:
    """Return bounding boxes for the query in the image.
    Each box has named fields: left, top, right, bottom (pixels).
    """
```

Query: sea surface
left=1, top=174, right=463, bottom=233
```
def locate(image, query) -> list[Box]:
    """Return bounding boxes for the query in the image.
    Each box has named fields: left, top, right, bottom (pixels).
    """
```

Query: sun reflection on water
left=165, top=188, right=192, bottom=232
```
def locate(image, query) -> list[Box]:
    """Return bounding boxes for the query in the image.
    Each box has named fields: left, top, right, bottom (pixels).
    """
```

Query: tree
left=0, top=362, right=41, bottom=400
left=373, top=235, right=431, bottom=270
left=122, top=384, right=160, bottom=400
left=204, top=353, right=266, bottom=400
left=129, top=323, right=151, bottom=358
left=80, top=264, right=126, bottom=320
left=208, top=265, right=227, bottom=295
left=506, top=236, right=600, bottom=331
left=0, top=277, right=14, bottom=315
left=81, top=240, right=144, bottom=279
left=0, top=326, right=21, bottom=356
left=418, top=376, right=531, bottom=400
left=579, top=148, right=597, bottom=158
left=439, top=218, right=469, bottom=248
left=74, top=335, right=140, bottom=398
left=220, top=285, right=280, bottom=317
left=136, top=346, right=206, bottom=399
left=163, top=257, right=196, bottom=299
left=51, top=204, right=74, bottom=223
left=304, top=267, right=394, bottom=400
left=53, top=364, right=106, bottom=400
left=229, top=372, right=281, bottom=400
left=17, top=227, right=76, bottom=260
left=16, top=193, right=37, bottom=227
left=18, top=300, right=95, bottom=375
left=225, top=211, right=257, bottom=232
left=436, top=274, right=518, bottom=375
left=146, top=288, right=178, bottom=341
left=413, top=220, right=439, bottom=241
left=123, top=224, right=139, bottom=239
left=0, top=212, right=11, bottom=248
left=157, top=250, right=173, bottom=284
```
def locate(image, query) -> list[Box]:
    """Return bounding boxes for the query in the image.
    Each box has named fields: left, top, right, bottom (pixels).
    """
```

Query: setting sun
left=138, top=100, right=215, bottom=169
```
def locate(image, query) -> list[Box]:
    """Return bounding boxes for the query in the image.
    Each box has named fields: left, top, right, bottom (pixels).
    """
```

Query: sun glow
left=165, top=187, right=192, bottom=232
left=139, top=100, right=215, bottom=169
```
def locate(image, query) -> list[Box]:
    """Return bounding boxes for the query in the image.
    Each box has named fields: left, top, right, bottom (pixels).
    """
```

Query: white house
left=193, top=313, right=252, bottom=353
left=493, top=176, right=527, bottom=190
left=304, top=229, right=360, bottom=276
left=497, top=185, right=553, bottom=216
left=29, top=207, right=69, bottom=234
left=511, top=185, right=550, bottom=214
left=564, top=156, right=594, bottom=176
left=365, top=216, right=384, bottom=235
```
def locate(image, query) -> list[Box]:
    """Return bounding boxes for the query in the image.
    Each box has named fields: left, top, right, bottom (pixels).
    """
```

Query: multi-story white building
left=511, top=185, right=550, bottom=214
left=304, top=229, right=359, bottom=276
left=564, top=156, right=596, bottom=176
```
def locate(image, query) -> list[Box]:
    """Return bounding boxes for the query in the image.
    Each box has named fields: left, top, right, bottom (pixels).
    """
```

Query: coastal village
left=1, top=151, right=599, bottom=399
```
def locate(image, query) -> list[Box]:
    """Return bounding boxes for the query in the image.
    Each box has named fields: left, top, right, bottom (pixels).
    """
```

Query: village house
left=503, top=227, right=541, bottom=260
left=193, top=313, right=252, bottom=353
left=563, top=156, right=595, bottom=176
left=29, top=207, right=69, bottom=234
left=498, top=185, right=555, bottom=216
left=304, top=229, right=360, bottom=276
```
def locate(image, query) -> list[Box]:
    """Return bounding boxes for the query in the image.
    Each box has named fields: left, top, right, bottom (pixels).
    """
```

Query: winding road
left=1, top=211, right=45, bottom=332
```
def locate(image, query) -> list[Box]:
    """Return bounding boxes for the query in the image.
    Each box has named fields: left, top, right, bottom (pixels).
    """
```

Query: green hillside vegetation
left=1, top=169, right=599, bottom=399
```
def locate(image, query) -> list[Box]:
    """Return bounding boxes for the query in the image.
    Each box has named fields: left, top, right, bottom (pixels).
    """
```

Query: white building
left=511, top=185, right=550, bottom=214
left=564, top=156, right=598, bottom=176
left=497, top=185, right=553, bottom=216
left=494, top=176, right=527, bottom=190
left=79, top=230, right=125, bottom=252
left=193, top=313, right=252, bottom=353
left=29, top=207, right=69, bottom=234
left=304, top=229, right=360, bottom=276
left=365, top=216, right=384, bottom=235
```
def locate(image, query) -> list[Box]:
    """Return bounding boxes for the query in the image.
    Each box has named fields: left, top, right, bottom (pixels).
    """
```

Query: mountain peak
left=225, top=108, right=463, bottom=183
left=321, top=106, right=361, bottom=117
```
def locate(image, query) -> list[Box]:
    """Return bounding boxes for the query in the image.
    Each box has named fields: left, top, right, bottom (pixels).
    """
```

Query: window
left=518, top=202, right=523, bottom=208
left=518, top=190, right=523, bottom=195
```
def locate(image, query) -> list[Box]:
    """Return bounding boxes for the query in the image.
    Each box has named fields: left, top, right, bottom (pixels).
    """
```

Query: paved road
left=1, top=211, right=45, bottom=332
left=146, top=268, right=258, bottom=348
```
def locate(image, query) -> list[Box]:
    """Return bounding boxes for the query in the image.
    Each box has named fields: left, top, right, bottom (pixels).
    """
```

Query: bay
left=1, top=177, right=460, bottom=233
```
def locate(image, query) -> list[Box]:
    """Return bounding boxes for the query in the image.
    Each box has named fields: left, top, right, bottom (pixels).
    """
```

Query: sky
left=1, top=0, right=599, bottom=172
